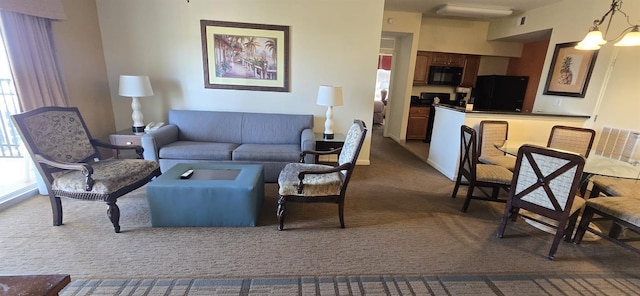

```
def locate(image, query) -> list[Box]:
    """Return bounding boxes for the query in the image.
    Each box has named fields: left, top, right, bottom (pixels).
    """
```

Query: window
left=0, top=27, right=37, bottom=208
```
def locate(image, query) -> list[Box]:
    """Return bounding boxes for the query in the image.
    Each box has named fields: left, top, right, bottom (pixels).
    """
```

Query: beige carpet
left=1, top=125, right=639, bottom=280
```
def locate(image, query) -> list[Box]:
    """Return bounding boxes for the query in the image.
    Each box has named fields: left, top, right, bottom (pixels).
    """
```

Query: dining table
left=493, top=140, right=640, bottom=240
left=495, top=140, right=640, bottom=182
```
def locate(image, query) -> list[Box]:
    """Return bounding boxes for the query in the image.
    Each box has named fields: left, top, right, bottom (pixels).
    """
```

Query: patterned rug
left=61, top=273, right=640, bottom=295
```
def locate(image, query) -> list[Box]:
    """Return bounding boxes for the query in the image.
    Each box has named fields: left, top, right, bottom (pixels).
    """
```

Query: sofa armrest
left=301, top=128, right=316, bottom=164
left=141, top=124, right=179, bottom=161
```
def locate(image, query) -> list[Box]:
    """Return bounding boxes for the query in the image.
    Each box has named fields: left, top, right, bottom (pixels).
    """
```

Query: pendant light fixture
left=575, top=0, right=640, bottom=50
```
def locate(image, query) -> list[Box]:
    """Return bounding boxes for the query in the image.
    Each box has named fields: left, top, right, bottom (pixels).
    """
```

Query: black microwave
left=428, top=66, right=463, bottom=86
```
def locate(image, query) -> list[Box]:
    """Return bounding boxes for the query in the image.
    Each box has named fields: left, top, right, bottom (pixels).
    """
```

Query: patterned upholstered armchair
left=11, top=107, right=161, bottom=233
left=276, top=119, right=367, bottom=230
left=497, top=144, right=586, bottom=260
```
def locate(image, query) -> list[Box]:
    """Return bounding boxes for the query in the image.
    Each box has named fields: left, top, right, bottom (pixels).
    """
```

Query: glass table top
left=494, top=141, right=640, bottom=180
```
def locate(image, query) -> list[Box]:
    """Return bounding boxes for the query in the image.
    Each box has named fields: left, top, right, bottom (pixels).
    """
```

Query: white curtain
left=0, top=0, right=66, bottom=21
left=0, top=10, right=68, bottom=110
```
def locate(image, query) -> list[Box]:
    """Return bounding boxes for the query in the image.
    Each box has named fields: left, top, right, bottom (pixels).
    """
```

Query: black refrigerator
left=471, top=75, right=529, bottom=112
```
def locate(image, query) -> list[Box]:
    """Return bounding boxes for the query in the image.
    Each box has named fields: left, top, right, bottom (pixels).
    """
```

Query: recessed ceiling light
left=436, top=4, right=513, bottom=18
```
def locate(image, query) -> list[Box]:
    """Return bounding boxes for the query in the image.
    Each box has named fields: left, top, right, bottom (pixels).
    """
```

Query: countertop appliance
left=472, top=75, right=529, bottom=112
left=427, top=66, right=463, bottom=86
left=421, top=92, right=451, bottom=143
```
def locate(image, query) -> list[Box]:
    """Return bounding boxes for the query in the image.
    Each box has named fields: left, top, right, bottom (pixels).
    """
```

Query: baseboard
left=0, top=185, right=38, bottom=212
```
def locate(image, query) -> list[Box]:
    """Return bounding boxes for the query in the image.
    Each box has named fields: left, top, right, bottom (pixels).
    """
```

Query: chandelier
left=575, top=0, right=640, bottom=50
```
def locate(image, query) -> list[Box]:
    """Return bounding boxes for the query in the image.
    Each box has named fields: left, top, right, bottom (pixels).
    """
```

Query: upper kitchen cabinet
left=413, top=51, right=480, bottom=87
left=431, top=53, right=465, bottom=67
left=413, top=51, right=432, bottom=85
left=460, top=55, right=480, bottom=87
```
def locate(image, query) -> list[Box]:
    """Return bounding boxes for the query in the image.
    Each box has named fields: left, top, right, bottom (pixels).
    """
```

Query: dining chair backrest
left=547, top=125, right=596, bottom=157
left=498, top=144, right=586, bottom=259
left=459, top=125, right=478, bottom=180
left=510, top=145, right=585, bottom=214
left=478, top=120, right=508, bottom=158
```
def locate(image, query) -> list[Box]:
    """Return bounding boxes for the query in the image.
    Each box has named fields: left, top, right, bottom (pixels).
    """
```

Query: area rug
left=61, top=273, right=640, bottom=295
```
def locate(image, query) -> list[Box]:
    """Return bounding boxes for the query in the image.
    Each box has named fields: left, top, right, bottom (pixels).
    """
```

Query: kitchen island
left=428, top=104, right=591, bottom=180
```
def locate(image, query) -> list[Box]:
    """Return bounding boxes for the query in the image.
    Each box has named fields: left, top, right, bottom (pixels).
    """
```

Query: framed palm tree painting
left=201, top=20, right=290, bottom=92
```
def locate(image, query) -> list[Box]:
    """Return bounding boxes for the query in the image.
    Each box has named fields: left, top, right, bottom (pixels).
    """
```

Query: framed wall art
left=200, top=20, right=290, bottom=92
left=543, top=41, right=599, bottom=98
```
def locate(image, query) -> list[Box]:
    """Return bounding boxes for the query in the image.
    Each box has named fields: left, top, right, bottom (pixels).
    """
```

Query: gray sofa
left=141, top=109, right=315, bottom=182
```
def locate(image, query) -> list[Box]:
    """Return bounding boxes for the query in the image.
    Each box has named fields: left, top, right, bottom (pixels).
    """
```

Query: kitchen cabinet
left=406, top=106, right=430, bottom=140
left=413, top=51, right=478, bottom=86
left=460, top=55, right=480, bottom=87
left=431, top=53, right=465, bottom=67
left=413, top=51, right=432, bottom=85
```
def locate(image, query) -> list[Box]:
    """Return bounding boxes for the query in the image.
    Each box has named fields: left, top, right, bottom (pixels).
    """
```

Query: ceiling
left=384, top=0, right=563, bottom=18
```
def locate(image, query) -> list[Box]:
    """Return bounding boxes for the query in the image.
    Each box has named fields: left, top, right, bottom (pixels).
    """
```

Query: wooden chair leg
left=564, top=212, right=580, bottom=242
left=277, top=195, right=286, bottom=231
left=491, top=186, right=500, bottom=198
left=497, top=198, right=515, bottom=238
left=106, top=201, right=120, bottom=233
left=461, top=182, right=475, bottom=212
left=49, top=195, right=63, bottom=226
left=573, top=207, right=595, bottom=244
left=451, top=174, right=463, bottom=198
left=548, top=220, right=569, bottom=260
left=338, top=201, right=345, bottom=229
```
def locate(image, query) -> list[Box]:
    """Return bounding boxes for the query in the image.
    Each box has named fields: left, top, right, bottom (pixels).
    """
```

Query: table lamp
left=316, top=85, right=343, bottom=139
left=119, top=75, right=154, bottom=134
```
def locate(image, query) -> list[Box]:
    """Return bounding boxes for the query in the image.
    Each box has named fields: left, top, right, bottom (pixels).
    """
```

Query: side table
left=108, top=129, right=143, bottom=159
left=314, top=133, right=345, bottom=163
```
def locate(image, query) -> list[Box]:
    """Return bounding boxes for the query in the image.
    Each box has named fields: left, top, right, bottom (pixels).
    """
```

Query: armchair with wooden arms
left=276, top=119, right=367, bottom=230
left=11, top=107, right=161, bottom=233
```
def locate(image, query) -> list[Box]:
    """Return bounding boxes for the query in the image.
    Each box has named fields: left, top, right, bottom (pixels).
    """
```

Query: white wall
left=53, top=0, right=114, bottom=141
left=487, top=0, right=640, bottom=128
left=95, top=0, right=384, bottom=164
left=381, top=11, right=423, bottom=143
left=418, top=17, right=523, bottom=57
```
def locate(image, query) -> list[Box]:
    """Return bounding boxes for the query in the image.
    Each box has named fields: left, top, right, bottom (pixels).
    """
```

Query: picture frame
left=543, top=41, right=598, bottom=98
left=200, top=20, right=290, bottom=92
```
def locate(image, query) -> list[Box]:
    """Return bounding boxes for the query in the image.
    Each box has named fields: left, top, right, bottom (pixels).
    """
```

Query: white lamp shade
left=316, top=85, right=343, bottom=107
left=614, top=27, right=640, bottom=46
left=119, top=75, right=154, bottom=97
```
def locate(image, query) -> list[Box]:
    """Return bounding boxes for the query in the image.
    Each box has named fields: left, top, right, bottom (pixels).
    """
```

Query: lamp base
left=132, top=126, right=145, bottom=133
left=323, top=133, right=334, bottom=140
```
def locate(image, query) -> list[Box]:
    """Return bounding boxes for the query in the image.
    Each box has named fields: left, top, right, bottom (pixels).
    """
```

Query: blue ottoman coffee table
left=146, top=163, right=264, bottom=227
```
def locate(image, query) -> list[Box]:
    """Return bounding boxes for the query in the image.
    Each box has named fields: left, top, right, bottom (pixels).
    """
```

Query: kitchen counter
left=433, top=103, right=591, bottom=118
left=427, top=104, right=592, bottom=180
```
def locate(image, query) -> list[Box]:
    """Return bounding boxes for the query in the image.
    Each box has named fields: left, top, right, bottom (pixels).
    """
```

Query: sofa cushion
left=159, top=141, right=238, bottom=160
left=169, top=110, right=243, bottom=143
left=241, top=113, right=313, bottom=144
left=233, top=144, right=301, bottom=162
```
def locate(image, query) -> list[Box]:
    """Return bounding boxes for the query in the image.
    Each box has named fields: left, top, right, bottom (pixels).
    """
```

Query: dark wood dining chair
left=451, top=125, right=512, bottom=212
left=11, top=107, right=162, bottom=233
left=497, top=144, right=586, bottom=260
left=547, top=125, right=596, bottom=157
left=574, top=196, right=640, bottom=255
left=478, top=120, right=516, bottom=170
